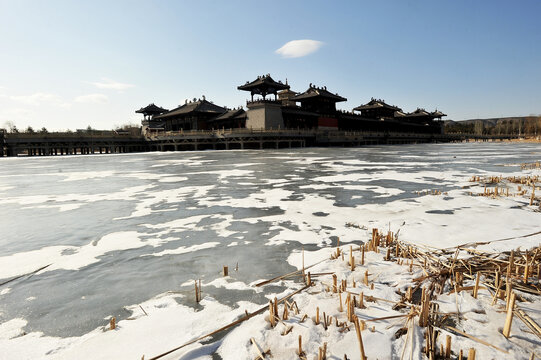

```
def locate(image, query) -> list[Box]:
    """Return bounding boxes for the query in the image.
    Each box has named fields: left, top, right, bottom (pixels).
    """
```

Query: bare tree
left=3, top=121, right=19, bottom=133
left=474, top=121, right=484, bottom=135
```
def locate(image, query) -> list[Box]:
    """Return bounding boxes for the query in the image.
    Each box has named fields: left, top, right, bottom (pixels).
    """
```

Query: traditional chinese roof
left=237, top=74, right=290, bottom=94
left=431, top=110, right=447, bottom=118
left=353, top=98, right=402, bottom=112
left=404, top=108, right=431, bottom=117
left=135, top=103, right=168, bottom=115
left=154, top=99, right=227, bottom=119
left=291, top=84, right=347, bottom=102
left=277, top=88, right=298, bottom=99
left=212, top=108, right=246, bottom=121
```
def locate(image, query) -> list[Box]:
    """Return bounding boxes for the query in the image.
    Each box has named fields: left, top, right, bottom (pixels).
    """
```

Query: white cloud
left=275, top=39, right=324, bottom=58
left=75, top=94, right=109, bottom=104
left=89, top=78, right=134, bottom=91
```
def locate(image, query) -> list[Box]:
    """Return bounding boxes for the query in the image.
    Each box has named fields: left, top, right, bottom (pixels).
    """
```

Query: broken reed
left=333, top=227, right=539, bottom=358
left=194, top=279, right=202, bottom=303
left=468, top=174, right=541, bottom=206
left=520, top=161, right=541, bottom=170
left=207, top=225, right=539, bottom=360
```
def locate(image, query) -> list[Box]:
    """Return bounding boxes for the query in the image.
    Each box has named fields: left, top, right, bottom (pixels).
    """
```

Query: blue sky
left=1, top=0, right=540, bottom=131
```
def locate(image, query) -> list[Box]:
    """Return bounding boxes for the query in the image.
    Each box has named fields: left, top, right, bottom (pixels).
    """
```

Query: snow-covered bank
left=2, top=145, right=541, bottom=360
left=1, top=165, right=540, bottom=359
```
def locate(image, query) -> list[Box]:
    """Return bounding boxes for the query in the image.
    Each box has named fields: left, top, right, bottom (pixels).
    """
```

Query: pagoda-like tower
left=238, top=74, right=289, bottom=129
left=135, top=103, right=168, bottom=121
left=237, top=74, right=290, bottom=101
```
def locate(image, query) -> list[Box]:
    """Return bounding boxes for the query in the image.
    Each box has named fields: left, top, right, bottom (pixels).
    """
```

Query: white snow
left=1, top=146, right=540, bottom=359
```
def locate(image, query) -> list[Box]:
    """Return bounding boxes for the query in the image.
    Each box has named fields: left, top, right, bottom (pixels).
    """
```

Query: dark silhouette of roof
left=212, top=108, right=246, bottom=121
left=401, top=109, right=447, bottom=119
left=238, top=74, right=290, bottom=94
left=135, top=103, right=168, bottom=114
left=404, top=108, right=431, bottom=117
left=431, top=110, right=447, bottom=118
left=291, top=84, right=346, bottom=102
left=154, top=99, right=227, bottom=119
left=353, top=98, right=402, bottom=112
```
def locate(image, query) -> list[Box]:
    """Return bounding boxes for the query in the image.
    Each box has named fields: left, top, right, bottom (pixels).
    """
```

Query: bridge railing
left=4, top=131, right=143, bottom=140
left=145, top=128, right=523, bottom=141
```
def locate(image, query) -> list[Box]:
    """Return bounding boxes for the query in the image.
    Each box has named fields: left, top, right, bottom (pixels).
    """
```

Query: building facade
left=137, top=75, right=445, bottom=134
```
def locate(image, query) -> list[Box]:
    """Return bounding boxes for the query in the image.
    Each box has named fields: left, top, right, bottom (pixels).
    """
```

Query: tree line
left=445, top=116, right=541, bottom=137
left=1, top=121, right=141, bottom=136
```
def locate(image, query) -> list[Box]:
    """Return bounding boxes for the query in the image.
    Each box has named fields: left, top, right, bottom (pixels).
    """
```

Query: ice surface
left=0, top=143, right=540, bottom=359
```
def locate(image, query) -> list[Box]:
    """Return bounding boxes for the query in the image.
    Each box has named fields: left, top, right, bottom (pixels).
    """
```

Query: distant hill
left=444, top=116, right=541, bottom=136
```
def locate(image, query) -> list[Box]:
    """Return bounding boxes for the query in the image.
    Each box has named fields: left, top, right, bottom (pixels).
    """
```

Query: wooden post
left=345, top=293, right=351, bottom=321
left=364, top=270, right=369, bottom=286
left=194, top=280, right=200, bottom=303
left=503, top=292, right=516, bottom=338
left=473, top=272, right=480, bottom=299
left=353, top=316, right=367, bottom=360
left=306, top=272, right=312, bottom=286
left=282, top=303, right=289, bottom=320
left=316, top=307, right=320, bottom=325
left=361, top=246, right=365, bottom=266
left=339, top=291, right=343, bottom=312
left=406, top=287, right=412, bottom=302
left=223, top=266, right=228, bottom=277
left=269, top=300, right=275, bottom=327
left=506, top=282, right=513, bottom=310
left=468, top=348, right=476, bottom=360
left=523, top=251, right=529, bottom=284
left=333, top=274, right=338, bottom=293
left=445, top=335, right=451, bottom=358
left=298, top=335, right=303, bottom=356
left=109, top=317, right=116, bottom=330
left=359, top=292, right=365, bottom=309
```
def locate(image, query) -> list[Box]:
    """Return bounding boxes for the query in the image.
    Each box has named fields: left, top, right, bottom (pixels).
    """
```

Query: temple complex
left=353, top=98, right=402, bottom=120
left=152, top=97, right=228, bottom=131
left=137, top=74, right=446, bottom=135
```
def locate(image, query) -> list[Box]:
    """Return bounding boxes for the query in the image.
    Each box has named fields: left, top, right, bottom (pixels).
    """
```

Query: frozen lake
left=1, top=142, right=540, bottom=358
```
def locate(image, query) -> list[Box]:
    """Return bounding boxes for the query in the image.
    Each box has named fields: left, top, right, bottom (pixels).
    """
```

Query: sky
left=0, top=0, right=540, bottom=131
